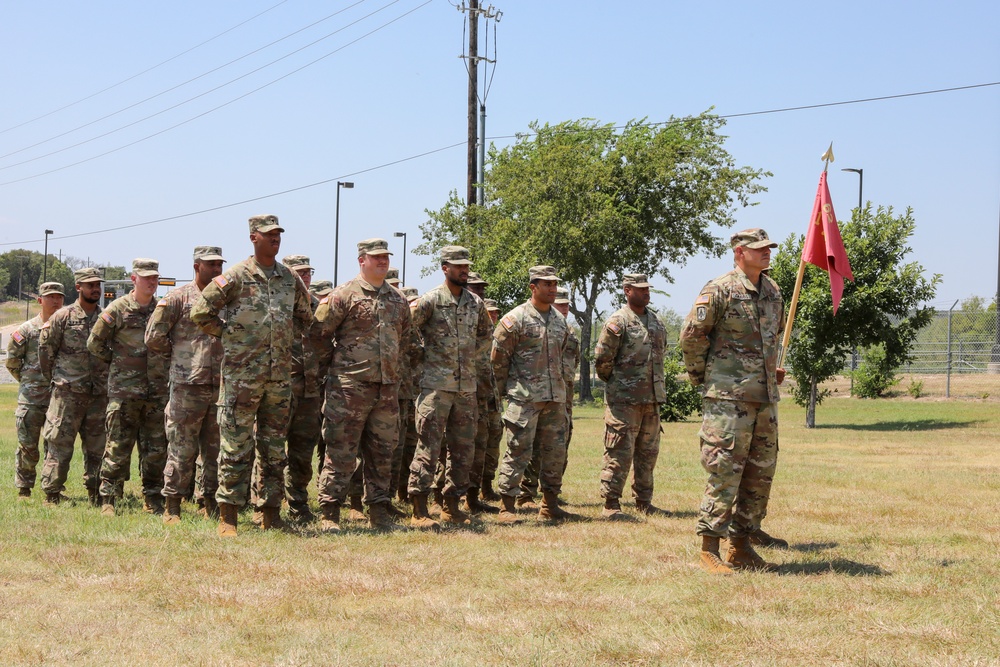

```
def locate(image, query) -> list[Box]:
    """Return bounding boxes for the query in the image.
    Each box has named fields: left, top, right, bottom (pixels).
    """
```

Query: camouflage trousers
left=480, top=401, right=504, bottom=486
left=519, top=400, right=573, bottom=499
left=216, top=380, right=292, bottom=509
left=99, top=396, right=169, bottom=498
left=161, top=383, right=220, bottom=500
left=390, top=398, right=417, bottom=496
left=284, top=392, right=322, bottom=506
left=40, top=387, right=107, bottom=495
left=14, top=402, right=48, bottom=489
left=318, top=380, right=398, bottom=507
left=696, top=398, right=778, bottom=539
left=497, top=399, right=567, bottom=498
left=469, top=396, right=503, bottom=488
left=599, top=402, right=661, bottom=503
left=408, top=389, right=477, bottom=497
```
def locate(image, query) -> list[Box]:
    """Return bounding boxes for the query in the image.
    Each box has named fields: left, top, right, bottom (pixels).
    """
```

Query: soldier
left=406, top=247, right=492, bottom=528
left=38, top=268, right=109, bottom=505
left=310, top=280, right=334, bottom=298
left=311, top=238, right=411, bottom=533
left=392, top=286, right=422, bottom=504
left=492, top=265, right=574, bottom=524
left=89, top=258, right=168, bottom=515
left=309, top=279, right=334, bottom=478
left=278, top=254, right=323, bottom=523
left=386, top=268, right=401, bottom=289
left=594, top=274, right=667, bottom=520
left=190, top=214, right=314, bottom=536
left=8, top=282, right=65, bottom=501
left=478, top=298, right=504, bottom=503
left=680, top=228, right=787, bottom=575
left=146, top=246, right=226, bottom=524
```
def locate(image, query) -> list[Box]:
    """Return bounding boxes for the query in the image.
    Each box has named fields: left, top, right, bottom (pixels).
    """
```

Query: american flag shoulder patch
left=320, top=296, right=330, bottom=305
left=156, top=299, right=168, bottom=307
left=606, top=320, right=621, bottom=335
left=101, top=311, right=114, bottom=324
left=501, top=315, right=515, bottom=331
left=213, top=275, right=229, bottom=289
left=11, top=330, right=24, bottom=344
left=695, top=293, right=711, bottom=305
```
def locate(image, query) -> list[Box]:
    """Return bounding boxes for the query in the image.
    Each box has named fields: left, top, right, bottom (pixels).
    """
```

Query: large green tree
left=769, top=205, right=940, bottom=426
left=418, top=114, right=769, bottom=400
left=0, top=250, right=76, bottom=302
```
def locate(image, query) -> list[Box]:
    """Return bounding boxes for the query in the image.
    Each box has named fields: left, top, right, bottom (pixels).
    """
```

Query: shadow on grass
left=815, top=419, right=984, bottom=432
left=776, top=558, right=890, bottom=577
left=790, top=541, right=839, bottom=553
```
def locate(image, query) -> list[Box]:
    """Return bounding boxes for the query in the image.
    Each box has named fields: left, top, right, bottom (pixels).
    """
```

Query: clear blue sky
left=1, top=0, right=997, bottom=318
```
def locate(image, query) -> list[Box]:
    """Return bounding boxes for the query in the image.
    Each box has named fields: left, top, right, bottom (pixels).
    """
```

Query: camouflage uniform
left=38, top=270, right=109, bottom=498
left=680, top=255, right=784, bottom=539
left=7, top=309, right=54, bottom=492
left=492, top=271, right=572, bottom=498
left=145, top=267, right=224, bottom=504
left=311, top=249, right=410, bottom=509
left=190, top=251, right=314, bottom=509
left=594, top=276, right=667, bottom=505
left=89, top=264, right=169, bottom=501
left=391, top=291, right=422, bottom=496
left=479, top=299, right=505, bottom=492
left=407, top=276, right=492, bottom=498
left=309, top=279, right=334, bottom=475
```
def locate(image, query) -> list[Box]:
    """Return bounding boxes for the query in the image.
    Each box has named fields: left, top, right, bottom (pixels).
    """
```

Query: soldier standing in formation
left=146, top=246, right=226, bottom=523
left=8, top=282, right=65, bottom=501
left=463, top=271, right=500, bottom=515
left=594, top=274, right=667, bottom=520
left=478, top=298, right=504, bottom=503
left=191, top=215, right=314, bottom=536
left=391, top=285, right=421, bottom=505
left=37, top=268, right=109, bottom=506
left=680, top=228, right=788, bottom=574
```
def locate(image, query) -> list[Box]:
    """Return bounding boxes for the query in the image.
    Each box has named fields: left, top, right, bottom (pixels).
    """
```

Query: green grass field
left=1, top=384, right=997, bottom=666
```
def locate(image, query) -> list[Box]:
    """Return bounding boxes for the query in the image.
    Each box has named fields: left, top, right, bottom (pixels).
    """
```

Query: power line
left=0, top=0, right=291, bottom=137
left=3, top=79, right=997, bottom=246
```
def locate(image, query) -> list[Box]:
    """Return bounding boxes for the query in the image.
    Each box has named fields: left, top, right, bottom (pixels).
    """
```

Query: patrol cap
left=39, top=282, right=65, bottom=297
left=358, top=238, right=392, bottom=257
left=249, top=214, right=284, bottom=234
left=193, top=246, right=225, bottom=262
left=440, top=245, right=472, bottom=265
left=283, top=254, right=313, bottom=270
left=528, top=265, right=560, bottom=282
left=74, top=267, right=103, bottom=284
left=401, top=286, right=419, bottom=300
left=132, top=258, right=160, bottom=277
left=386, top=268, right=401, bottom=286
left=467, top=271, right=488, bottom=285
left=623, top=273, right=652, bottom=288
left=554, top=287, right=570, bottom=304
left=310, top=279, right=334, bottom=297
left=483, top=298, right=500, bottom=312
left=730, top=228, right=777, bottom=250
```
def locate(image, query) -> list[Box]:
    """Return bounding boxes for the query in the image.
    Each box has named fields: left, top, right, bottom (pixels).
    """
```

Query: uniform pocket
left=502, top=401, right=531, bottom=429
left=698, top=406, right=737, bottom=475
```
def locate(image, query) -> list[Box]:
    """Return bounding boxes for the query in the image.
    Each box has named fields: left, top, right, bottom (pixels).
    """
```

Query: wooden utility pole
left=466, top=0, right=479, bottom=206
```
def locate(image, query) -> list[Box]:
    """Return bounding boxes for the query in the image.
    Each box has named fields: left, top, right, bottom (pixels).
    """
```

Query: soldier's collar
left=733, top=266, right=759, bottom=293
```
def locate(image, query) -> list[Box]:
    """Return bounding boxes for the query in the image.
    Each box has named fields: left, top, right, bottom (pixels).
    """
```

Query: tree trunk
left=805, top=376, right=817, bottom=428
left=570, top=276, right=601, bottom=403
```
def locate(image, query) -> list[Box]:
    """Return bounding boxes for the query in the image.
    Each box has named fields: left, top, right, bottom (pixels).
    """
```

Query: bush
left=907, top=378, right=924, bottom=399
left=660, top=348, right=703, bottom=422
left=852, top=344, right=900, bottom=398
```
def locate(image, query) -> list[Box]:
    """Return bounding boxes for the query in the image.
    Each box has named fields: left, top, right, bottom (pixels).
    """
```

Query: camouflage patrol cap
left=731, top=228, right=777, bottom=250
left=74, top=267, right=103, bottom=284
left=401, top=286, right=419, bottom=301
left=132, top=258, right=160, bottom=277
left=528, top=265, right=560, bottom=282
left=440, top=245, right=472, bottom=265
left=483, top=298, right=500, bottom=312
left=358, top=238, right=392, bottom=257
left=39, top=282, right=65, bottom=297
left=310, top=280, right=334, bottom=297
left=623, top=273, right=652, bottom=288
left=249, top=214, right=284, bottom=234
left=386, top=267, right=401, bottom=286
left=193, top=246, right=225, bottom=262
left=467, top=271, right=488, bottom=285
left=283, top=254, right=313, bottom=270
left=554, top=287, right=570, bottom=304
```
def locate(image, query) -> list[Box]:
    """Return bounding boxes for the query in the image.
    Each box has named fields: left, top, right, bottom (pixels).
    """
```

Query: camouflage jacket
left=594, top=306, right=667, bottom=405
left=190, top=257, right=314, bottom=393
left=311, top=275, right=410, bottom=386
left=679, top=267, right=784, bottom=403
left=38, top=303, right=109, bottom=396
left=398, top=319, right=424, bottom=401
left=87, top=291, right=161, bottom=400
left=290, top=293, right=321, bottom=398
left=144, top=281, right=223, bottom=387
left=564, top=326, right=580, bottom=405
left=6, top=315, right=50, bottom=405
left=410, top=284, right=492, bottom=393
left=491, top=301, right=570, bottom=404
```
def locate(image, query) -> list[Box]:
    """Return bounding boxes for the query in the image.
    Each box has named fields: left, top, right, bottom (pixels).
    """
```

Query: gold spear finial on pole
left=821, top=142, right=835, bottom=173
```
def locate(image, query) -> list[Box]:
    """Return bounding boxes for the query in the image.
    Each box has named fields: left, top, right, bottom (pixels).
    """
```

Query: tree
left=417, top=114, right=769, bottom=400
left=0, top=250, right=76, bottom=302
left=769, top=205, right=940, bottom=427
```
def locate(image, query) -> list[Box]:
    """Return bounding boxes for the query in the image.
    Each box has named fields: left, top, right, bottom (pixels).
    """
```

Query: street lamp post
left=43, top=229, right=54, bottom=282
left=334, top=181, right=354, bottom=286
left=393, top=232, right=407, bottom=285
left=841, top=168, right=863, bottom=212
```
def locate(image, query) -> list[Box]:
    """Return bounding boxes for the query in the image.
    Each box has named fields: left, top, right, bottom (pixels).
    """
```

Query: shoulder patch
left=695, top=293, right=711, bottom=305
left=213, top=275, right=229, bottom=289
left=41, top=321, right=50, bottom=330
left=501, top=315, right=515, bottom=331
left=156, top=299, right=168, bottom=307
left=101, top=311, right=114, bottom=324
left=696, top=306, right=707, bottom=321
left=320, top=296, right=330, bottom=305
left=606, top=320, right=622, bottom=335
left=11, top=330, right=24, bottom=344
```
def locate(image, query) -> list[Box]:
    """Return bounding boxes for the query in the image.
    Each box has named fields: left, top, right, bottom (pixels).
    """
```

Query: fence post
left=946, top=300, right=958, bottom=398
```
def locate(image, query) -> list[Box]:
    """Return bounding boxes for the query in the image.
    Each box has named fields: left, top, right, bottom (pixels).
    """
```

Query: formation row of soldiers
left=8, top=215, right=788, bottom=573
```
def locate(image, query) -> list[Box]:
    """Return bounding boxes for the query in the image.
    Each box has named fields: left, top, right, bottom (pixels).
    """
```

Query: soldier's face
left=530, top=279, right=558, bottom=304
left=554, top=302, right=569, bottom=317
left=38, top=293, right=64, bottom=316
left=467, top=283, right=485, bottom=298
left=488, top=309, right=499, bottom=325
left=625, top=286, right=650, bottom=309
left=294, top=267, right=312, bottom=289
left=132, top=273, right=159, bottom=300
left=360, top=253, right=390, bottom=281
left=443, top=263, right=469, bottom=287
left=77, top=282, right=102, bottom=304
left=195, top=260, right=224, bottom=284
left=251, top=230, right=282, bottom=260
left=738, top=245, right=771, bottom=272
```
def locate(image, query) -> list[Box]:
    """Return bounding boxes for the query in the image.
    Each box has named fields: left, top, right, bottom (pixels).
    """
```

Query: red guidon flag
left=802, top=172, right=854, bottom=314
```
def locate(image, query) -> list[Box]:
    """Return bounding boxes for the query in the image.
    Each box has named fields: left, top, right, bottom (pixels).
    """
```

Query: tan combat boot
left=496, top=494, right=522, bottom=525
left=464, top=486, right=497, bottom=515
left=428, top=488, right=445, bottom=516
left=87, top=488, right=101, bottom=507
left=348, top=494, right=366, bottom=522
left=368, top=502, right=402, bottom=531
left=162, top=496, right=182, bottom=525
left=45, top=492, right=67, bottom=506
left=635, top=500, right=669, bottom=517
left=515, top=494, right=538, bottom=511
left=748, top=527, right=789, bottom=549
left=217, top=502, right=238, bottom=537
left=100, top=495, right=116, bottom=516
left=538, top=491, right=574, bottom=522
left=480, top=482, right=501, bottom=503
left=318, top=504, right=341, bottom=534
left=259, top=506, right=287, bottom=531
left=699, top=536, right=734, bottom=575
left=441, top=494, right=479, bottom=526
left=143, top=495, right=164, bottom=515
left=726, top=535, right=777, bottom=572
left=602, top=498, right=626, bottom=520
left=409, top=493, right=440, bottom=531
left=17, top=488, right=31, bottom=502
